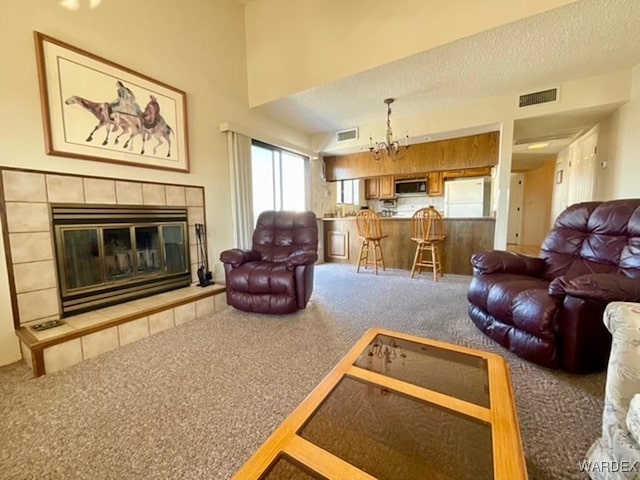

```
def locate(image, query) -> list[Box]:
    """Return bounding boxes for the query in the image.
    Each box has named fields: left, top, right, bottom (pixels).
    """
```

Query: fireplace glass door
left=52, top=204, right=192, bottom=317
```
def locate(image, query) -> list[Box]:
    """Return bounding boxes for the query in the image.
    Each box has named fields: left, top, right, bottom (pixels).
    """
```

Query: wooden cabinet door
left=428, top=172, right=444, bottom=196
left=326, top=230, right=349, bottom=259
left=364, top=178, right=379, bottom=199
left=379, top=176, right=395, bottom=199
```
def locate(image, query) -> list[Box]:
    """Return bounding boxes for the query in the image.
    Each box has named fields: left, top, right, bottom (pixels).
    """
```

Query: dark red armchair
left=219, top=210, right=318, bottom=314
left=468, top=199, right=640, bottom=373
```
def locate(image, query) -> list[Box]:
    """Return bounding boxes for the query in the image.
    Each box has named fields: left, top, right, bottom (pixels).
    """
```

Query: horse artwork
left=35, top=31, right=188, bottom=171
left=65, top=81, right=174, bottom=158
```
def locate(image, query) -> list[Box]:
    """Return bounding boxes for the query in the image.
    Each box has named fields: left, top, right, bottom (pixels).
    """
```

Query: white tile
left=187, top=207, right=205, bottom=226
left=17, top=288, right=59, bottom=323
left=13, top=260, right=57, bottom=293
left=84, top=178, right=116, bottom=204
left=149, top=309, right=174, bottom=334
left=214, top=293, right=229, bottom=312
left=43, top=339, right=83, bottom=373
left=64, top=311, right=111, bottom=330
left=82, top=327, right=119, bottom=359
left=174, top=302, right=196, bottom=325
left=46, top=174, right=85, bottom=203
left=165, top=185, right=186, bottom=206
left=142, top=184, right=166, bottom=205
left=3, top=171, right=47, bottom=202
left=195, top=297, right=214, bottom=318
left=118, top=317, right=149, bottom=346
left=9, top=232, right=54, bottom=263
left=185, top=187, right=204, bottom=206
left=5, top=203, right=49, bottom=233
left=116, top=181, right=143, bottom=205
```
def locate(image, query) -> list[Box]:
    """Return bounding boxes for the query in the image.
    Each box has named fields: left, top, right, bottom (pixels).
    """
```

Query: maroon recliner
left=468, top=199, right=640, bottom=373
left=219, top=210, right=318, bottom=314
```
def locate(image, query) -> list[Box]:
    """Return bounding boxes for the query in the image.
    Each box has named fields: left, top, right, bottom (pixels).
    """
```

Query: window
left=336, top=179, right=360, bottom=204
left=251, top=141, right=309, bottom=222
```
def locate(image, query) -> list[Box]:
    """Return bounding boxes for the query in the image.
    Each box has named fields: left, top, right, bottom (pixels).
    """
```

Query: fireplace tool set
left=195, top=223, right=214, bottom=287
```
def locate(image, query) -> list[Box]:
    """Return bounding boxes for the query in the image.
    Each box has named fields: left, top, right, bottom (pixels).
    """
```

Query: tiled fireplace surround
left=0, top=168, right=227, bottom=376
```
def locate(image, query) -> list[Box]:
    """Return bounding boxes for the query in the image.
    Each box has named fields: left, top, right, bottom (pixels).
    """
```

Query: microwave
left=395, top=179, right=427, bottom=196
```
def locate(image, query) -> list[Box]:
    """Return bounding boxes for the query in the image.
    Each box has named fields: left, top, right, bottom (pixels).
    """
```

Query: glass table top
left=261, top=455, right=323, bottom=480
left=298, top=376, right=494, bottom=480
left=353, top=334, right=490, bottom=407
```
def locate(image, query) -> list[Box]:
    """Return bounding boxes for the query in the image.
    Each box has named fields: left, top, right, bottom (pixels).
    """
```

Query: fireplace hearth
left=52, top=205, right=191, bottom=317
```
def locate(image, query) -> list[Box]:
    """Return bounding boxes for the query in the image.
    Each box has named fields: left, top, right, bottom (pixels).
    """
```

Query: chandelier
left=366, top=336, right=407, bottom=373
left=369, top=98, right=409, bottom=161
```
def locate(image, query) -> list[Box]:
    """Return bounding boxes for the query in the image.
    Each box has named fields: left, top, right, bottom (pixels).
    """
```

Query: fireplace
left=52, top=204, right=191, bottom=317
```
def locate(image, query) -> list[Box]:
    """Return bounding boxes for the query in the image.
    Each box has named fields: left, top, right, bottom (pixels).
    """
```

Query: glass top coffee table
left=233, top=328, right=527, bottom=480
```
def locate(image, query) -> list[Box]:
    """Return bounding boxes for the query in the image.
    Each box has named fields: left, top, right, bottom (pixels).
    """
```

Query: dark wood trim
left=17, top=285, right=226, bottom=376
left=0, top=171, right=21, bottom=330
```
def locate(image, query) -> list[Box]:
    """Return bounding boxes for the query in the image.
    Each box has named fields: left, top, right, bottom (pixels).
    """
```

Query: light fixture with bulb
left=369, top=98, right=409, bottom=161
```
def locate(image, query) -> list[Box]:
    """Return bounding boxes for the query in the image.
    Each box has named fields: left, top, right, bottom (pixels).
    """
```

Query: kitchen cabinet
left=443, top=167, right=492, bottom=179
left=326, top=230, right=349, bottom=259
left=364, top=178, right=379, bottom=199
left=365, top=176, right=395, bottom=199
left=428, top=172, right=444, bottom=197
left=324, top=132, right=498, bottom=181
left=379, top=176, right=395, bottom=199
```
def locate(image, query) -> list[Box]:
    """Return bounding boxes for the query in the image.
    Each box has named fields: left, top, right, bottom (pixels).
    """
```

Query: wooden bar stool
left=355, top=210, right=386, bottom=275
left=410, top=207, right=446, bottom=281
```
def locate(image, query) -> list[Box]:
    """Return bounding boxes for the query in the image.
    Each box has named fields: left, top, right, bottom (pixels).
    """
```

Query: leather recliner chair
left=468, top=199, right=640, bottom=373
left=219, top=210, right=318, bottom=314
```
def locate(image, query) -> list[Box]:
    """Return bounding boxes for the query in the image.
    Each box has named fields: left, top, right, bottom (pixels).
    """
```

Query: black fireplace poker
left=195, top=223, right=214, bottom=287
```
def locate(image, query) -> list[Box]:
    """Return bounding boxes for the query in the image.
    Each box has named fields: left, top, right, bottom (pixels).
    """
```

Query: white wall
left=244, top=0, right=575, bottom=106
left=0, top=0, right=310, bottom=366
left=601, top=63, right=640, bottom=199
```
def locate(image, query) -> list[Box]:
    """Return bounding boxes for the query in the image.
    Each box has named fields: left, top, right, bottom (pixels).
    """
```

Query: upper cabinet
left=428, top=172, right=444, bottom=197
left=379, top=176, right=395, bottom=199
left=364, top=176, right=395, bottom=199
left=324, top=132, right=499, bottom=181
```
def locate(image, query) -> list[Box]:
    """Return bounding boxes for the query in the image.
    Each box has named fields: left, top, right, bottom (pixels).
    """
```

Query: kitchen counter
left=323, top=217, right=495, bottom=275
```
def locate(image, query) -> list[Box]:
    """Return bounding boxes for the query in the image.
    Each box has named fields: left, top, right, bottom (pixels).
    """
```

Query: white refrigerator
left=444, top=177, right=491, bottom=218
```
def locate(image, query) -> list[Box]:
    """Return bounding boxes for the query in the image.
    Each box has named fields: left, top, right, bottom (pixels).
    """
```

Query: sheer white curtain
left=226, top=131, right=254, bottom=249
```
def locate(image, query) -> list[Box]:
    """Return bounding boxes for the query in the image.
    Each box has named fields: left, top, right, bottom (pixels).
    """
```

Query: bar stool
left=355, top=210, right=386, bottom=275
left=410, top=207, right=446, bottom=281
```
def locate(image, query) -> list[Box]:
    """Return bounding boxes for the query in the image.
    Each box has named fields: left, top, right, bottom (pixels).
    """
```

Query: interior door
left=507, top=173, right=524, bottom=245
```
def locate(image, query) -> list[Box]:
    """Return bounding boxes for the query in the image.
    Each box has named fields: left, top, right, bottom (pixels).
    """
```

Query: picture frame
left=34, top=32, right=189, bottom=172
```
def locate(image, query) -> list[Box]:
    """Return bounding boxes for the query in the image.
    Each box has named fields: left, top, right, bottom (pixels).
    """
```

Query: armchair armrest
left=471, top=250, right=546, bottom=276
left=219, top=249, right=261, bottom=268
left=286, top=250, right=318, bottom=271
left=549, top=273, right=640, bottom=302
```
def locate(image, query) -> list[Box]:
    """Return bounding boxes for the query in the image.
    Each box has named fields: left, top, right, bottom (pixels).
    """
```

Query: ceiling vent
left=518, top=88, right=558, bottom=108
left=336, top=128, right=359, bottom=143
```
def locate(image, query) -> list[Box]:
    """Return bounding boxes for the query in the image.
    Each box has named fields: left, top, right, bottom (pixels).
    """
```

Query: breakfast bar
left=323, top=217, right=495, bottom=275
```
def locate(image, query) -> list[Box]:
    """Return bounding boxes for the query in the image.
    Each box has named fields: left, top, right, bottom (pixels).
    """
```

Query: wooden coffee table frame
left=233, top=328, right=528, bottom=480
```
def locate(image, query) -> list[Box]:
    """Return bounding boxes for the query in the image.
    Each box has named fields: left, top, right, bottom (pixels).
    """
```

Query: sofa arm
left=219, top=249, right=261, bottom=268
left=549, top=274, right=640, bottom=303
left=471, top=250, right=546, bottom=276
left=286, top=250, right=318, bottom=271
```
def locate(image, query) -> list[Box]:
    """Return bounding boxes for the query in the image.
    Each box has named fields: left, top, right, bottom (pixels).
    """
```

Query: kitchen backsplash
left=367, top=196, right=444, bottom=217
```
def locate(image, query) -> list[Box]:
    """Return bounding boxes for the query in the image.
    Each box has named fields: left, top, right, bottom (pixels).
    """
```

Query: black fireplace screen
left=52, top=205, right=191, bottom=317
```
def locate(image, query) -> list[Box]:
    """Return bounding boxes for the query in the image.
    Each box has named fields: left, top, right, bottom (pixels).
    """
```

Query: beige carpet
left=0, top=263, right=604, bottom=479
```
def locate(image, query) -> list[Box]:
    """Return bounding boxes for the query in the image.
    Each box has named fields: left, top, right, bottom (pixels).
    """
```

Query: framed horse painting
left=34, top=32, right=189, bottom=172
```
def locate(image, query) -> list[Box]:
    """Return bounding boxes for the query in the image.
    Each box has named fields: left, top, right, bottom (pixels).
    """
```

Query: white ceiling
left=250, top=0, right=640, bottom=169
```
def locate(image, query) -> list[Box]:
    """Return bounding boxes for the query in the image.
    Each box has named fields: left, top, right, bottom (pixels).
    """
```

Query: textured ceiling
left=251, top=0, right=640, bottom=166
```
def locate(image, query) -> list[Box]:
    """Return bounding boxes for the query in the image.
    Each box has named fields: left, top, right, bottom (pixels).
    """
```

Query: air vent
left=336, top=128, right=359, bottom=142
left=519, top=88, right=558, bottom=108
